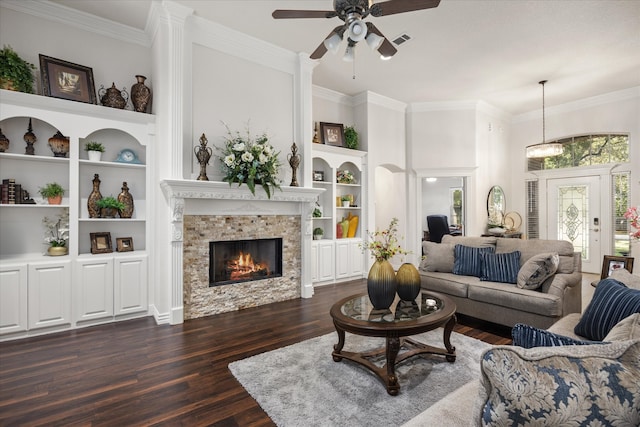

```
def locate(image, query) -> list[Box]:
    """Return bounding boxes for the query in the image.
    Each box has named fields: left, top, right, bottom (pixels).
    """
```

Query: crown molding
left=312, top=85, right=354, bottom=106
left=354, top=91, right=406, bottom=112
left=407, top=100, right=479, bottom=113
left=512, top=86, right=640, bottom=123
left=1, top=0, right=150, bottom=47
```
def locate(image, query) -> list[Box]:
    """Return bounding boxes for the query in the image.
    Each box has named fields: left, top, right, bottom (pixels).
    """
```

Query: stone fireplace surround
left=161, top=180, right=324, bottom=323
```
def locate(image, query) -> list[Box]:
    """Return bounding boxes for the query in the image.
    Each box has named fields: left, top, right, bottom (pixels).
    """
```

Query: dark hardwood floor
left=0, top=280, right=511, bottom=426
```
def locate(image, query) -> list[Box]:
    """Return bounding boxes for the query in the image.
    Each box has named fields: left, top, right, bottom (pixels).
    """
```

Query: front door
left=548, top=176, right=601, bottom=274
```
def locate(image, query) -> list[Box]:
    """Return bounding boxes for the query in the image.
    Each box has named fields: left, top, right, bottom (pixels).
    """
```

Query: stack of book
left=1, top=178, right=35, bottom=204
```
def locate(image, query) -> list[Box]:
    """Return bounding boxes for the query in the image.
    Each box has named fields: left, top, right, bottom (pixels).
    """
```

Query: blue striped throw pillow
left=453, top=245, right=495, bottom=277
left=512, top=324, right=603, bottom=348
left=480, top=251, right=520, bottom=284
left=574, top=278, right=640, bottom=341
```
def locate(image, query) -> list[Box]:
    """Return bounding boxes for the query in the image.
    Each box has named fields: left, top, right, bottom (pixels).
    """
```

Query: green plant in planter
left=312, top=207, right=322, bottom=218
left=38, top=182, right=65, bottom=198
left=313, top=227, right=324, bottom=237
left=0, top=45, right=35, bottom=93
left=84, top=141, right=105, bottom=152
left=344, top=126, right=359, bottom=150
left=96, top=196, right=126, bottom=211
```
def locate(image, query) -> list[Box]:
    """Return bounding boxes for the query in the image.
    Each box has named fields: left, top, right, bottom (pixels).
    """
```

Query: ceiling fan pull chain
left=353, top=54, right=356, bottom=80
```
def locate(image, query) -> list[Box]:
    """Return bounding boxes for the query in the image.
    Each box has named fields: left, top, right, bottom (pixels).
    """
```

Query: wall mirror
left=487, top=185, right=505, bottom=227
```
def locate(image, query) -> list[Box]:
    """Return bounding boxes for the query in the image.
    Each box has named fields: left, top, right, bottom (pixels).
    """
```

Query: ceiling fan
left=272, top=0, right=441, bottom=61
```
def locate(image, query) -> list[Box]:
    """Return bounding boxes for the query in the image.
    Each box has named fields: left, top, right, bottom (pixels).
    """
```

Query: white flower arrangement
left=42, top=210, right=69, bottom=247
left=217, top=124, right=281, bottom=198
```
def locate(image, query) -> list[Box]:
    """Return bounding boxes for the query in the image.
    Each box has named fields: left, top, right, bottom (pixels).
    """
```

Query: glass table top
left=340, top=292, right=444, bottom=323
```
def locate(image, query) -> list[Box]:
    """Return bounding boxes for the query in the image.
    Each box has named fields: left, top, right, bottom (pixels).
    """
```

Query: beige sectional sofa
left=419, top=235, right=582, bottom=329
left=403, top=268, right=640, bottom=426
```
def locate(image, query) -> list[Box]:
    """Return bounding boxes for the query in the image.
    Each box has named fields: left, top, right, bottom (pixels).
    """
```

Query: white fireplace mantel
left=160, top=179, right=324, bottom=324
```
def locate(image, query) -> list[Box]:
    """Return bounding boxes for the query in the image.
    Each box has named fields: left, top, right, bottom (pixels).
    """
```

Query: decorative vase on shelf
left=130, top=75, right=151, bottom=113
left=24, top=118, right=36, bottom=155
left=0, top=128, right=9, bottom=152
left=87, top=174, right=102, bottom=218
left=99, top=83, right=128, bottom=109
left=117, top=181, right=134, bottom=218
left=48, top=131, right=69, bottom=157
left=48, top=246, right=68, bottom=256
left=367, top=259, right=397, bottom=310
left=395, top=263, right=421, bottom=301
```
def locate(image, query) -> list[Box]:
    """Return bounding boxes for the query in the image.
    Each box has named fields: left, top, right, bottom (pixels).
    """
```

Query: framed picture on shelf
left=313, top=170, right=325, bottom=181
left=90, top=232, right=113, bottom=254
left=320, top=122, right=345, bottom=147
left=600, top=255, right=634, bottom=279
left=116, top=237, right=134, bottom=252
left=39, top=54, right=97, bottom=104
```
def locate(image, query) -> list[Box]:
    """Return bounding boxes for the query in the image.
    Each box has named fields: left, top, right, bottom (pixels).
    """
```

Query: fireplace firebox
left=209, top=238, right=283, bottom=286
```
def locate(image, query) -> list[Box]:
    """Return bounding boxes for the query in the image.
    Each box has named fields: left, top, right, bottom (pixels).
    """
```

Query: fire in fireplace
left=209, top=238, right=283, bottom=286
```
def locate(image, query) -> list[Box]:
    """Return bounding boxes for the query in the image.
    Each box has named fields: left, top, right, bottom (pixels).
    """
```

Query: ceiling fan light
left=324, top=33, right=342, bottom=54
left=365, top=32, right=384, bottom=50
left=380, top=53, right=394, bottom=60
left=348, top=19, right=367, bottom=42
left=343, top=45, right=355, bottom=62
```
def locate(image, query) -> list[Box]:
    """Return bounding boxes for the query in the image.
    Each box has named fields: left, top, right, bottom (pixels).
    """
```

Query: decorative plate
left=504, top=211, right=522, bottom=232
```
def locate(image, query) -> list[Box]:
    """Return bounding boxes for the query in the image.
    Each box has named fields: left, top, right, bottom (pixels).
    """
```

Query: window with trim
left=527, top=134, right=629, bottom=171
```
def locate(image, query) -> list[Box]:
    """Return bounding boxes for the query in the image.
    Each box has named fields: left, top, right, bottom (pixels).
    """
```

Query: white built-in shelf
left=79, top=159, right=146, bottom=169
left=0, top=152, right=70, bottom=164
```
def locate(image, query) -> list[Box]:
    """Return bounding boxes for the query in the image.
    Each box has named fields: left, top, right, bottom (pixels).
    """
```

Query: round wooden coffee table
left=329, top=291, right=457, bottom=396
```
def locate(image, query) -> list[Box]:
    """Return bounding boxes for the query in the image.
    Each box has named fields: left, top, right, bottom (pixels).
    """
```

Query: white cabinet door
left=75, top=257, right=114, bottom=323
left=114, top=255, right=148, bottom=316
left=0, top=263, right=28, bottom=335
left=317, top=241, right=335, bottom=282
left=335, top=240, right=350, bottom=279
left=349, top=239, right=364, bottom=276
left=28, top=260, right=71, bottom=330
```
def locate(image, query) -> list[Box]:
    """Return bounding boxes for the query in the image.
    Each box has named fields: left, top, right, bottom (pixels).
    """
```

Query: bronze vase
left=117, top=181, right=134, bottom=218
left=395, top=263, right=421, bottom=301
left=367, top=259, right=397, bottom=310
left=87, top=174, right=102, bottom=218
left=48, top=131, right=69, bottom=158
left=131, top=75, right=151, bottom=113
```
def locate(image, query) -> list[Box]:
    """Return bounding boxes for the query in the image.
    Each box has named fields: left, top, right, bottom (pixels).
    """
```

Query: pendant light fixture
left=526, top=80, right=563, bottom=158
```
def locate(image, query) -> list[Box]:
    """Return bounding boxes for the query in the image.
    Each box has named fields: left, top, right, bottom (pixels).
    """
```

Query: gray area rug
left=229, top=329, right=491, bottom=426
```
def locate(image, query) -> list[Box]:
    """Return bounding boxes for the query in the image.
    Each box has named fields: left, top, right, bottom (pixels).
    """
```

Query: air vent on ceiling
left=392, top=33, right=411, bottom=46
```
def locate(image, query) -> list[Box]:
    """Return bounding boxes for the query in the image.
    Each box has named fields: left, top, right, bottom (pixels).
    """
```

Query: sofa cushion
left=478, top=340, right=640, bottom=426
left=496, top=238, right=575, bottom=274
left=442, top=235, right=497, bottom=248
left=480, top=251, right=520, bottom=284
left=419, top=271, right=476, bottom=298
left=420, top=241, right=454, bottom=273
left=610, top=268, right=640, bottom=290
left=511, top=323, right=601, bottom=348
left=467, top=281, right=562, bottom=317
left=603, top=313, right=640, bottom=341
left=453, top=245, right=495, bottom=277
left=574, top=278, right=640, bottom=341
left=517, top=252, right=559, bottom=290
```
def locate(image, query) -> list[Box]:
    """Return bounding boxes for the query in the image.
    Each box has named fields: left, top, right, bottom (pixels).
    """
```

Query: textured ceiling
left=51, top=0, right=640, bottom=115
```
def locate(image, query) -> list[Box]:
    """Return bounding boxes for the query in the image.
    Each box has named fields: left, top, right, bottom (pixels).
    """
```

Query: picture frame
left=601, top=255, right=634, bottom=279
left=90, top=232, right=113, bottom=254
left=313, top=170, right=325, bottom=181
left=116, top=237, right=134, bottom=252
left=39, top=54, right=97, bottom=104
left=320, top=122, right=345, bottom=147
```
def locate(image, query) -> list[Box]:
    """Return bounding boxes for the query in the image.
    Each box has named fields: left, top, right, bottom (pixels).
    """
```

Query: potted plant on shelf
left=38, top=182, right=65, bottom=205
left=313, top=227, right=324, bottom=240
left=96, top=196, right=125, bottom=218
left=84, top=141, right=105, bottom=161
left=344, top=126, right=359, bottom=150
left=42, top=211, right=69, bottom=256
left=341, top=195, right=351, bottom=207
left=0, top=45, right=35, bottom=93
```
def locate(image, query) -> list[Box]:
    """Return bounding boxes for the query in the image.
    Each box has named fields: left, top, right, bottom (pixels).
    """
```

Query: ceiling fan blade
left=310, top=25, right=346, bottom=60
left=366, top=22, right=398, bottom=58
left=370, top=0, right=441, bottom=17
left=272, top=10, right=338, bottom=19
